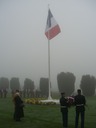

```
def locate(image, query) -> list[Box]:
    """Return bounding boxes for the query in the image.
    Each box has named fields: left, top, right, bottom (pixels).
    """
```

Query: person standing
left=60, top=92, right=69, bottom=128
left=74, top=89, right=86, bottom=128
left=13, top=90, right=24, bottom=121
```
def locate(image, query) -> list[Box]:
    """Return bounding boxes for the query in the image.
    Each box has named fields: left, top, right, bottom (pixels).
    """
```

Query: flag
left=45, top=9, right=61, bottom=40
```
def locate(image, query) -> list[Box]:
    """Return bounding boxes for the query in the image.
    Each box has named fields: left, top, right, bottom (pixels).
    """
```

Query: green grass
left=0, top=96, right=96, bottom=128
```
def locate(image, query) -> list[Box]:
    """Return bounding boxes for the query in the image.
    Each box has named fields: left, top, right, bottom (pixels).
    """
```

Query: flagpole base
left=48, top=95, right=52, bottom=100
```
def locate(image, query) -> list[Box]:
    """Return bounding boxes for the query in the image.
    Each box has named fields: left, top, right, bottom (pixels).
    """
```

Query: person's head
left=61, top=92, right=65, bottom=97
left=15, top=90, right=20, bottom=96
left=77, top=89, right=81, bottom=95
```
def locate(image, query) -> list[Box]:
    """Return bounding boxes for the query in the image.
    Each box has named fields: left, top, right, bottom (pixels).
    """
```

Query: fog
left=0, top=0, right=96, bottom=91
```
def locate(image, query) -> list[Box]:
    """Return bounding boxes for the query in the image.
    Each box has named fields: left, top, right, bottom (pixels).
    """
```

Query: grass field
left=0, top=96, right=96, bottom=128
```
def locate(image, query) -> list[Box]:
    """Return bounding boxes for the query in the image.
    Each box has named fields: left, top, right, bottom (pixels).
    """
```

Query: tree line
left=57, top=72, right=96, bottom=96
left=0, top=72, right=96, bottom=98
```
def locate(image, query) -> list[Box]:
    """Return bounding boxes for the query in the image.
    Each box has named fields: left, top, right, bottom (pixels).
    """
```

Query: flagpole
left=48, top=5, right=52, bottom=100
left=45, top=6, right=61, bottom=100
left=48, top=38, right=52, bottom=100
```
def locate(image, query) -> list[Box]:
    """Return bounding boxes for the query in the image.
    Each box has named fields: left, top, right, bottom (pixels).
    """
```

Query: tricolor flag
left=45, top=9, right=61, bottom=40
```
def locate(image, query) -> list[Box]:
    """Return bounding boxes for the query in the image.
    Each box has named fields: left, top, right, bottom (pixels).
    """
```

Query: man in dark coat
left=13, top=90, right=24, bottom=121
left=74, top=89, right=86, bottom=128
left=60, top=92, right=69, bottom=128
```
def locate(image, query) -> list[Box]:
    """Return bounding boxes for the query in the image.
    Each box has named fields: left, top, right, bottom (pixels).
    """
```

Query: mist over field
left=0, top=0, right=96, bottom=91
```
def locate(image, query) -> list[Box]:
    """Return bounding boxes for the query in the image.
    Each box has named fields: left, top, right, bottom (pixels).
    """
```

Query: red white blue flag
left=45, top=9, right=61, bottom=40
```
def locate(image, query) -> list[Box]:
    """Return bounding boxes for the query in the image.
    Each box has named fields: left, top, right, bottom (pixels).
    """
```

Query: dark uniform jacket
left=60, top=97, right=68, bottom=112
left=74, top=94, right=86, bottom=112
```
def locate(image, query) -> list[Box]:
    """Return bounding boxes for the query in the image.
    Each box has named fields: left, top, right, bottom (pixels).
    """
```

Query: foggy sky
left=0, top=0, right=96, bottom=91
